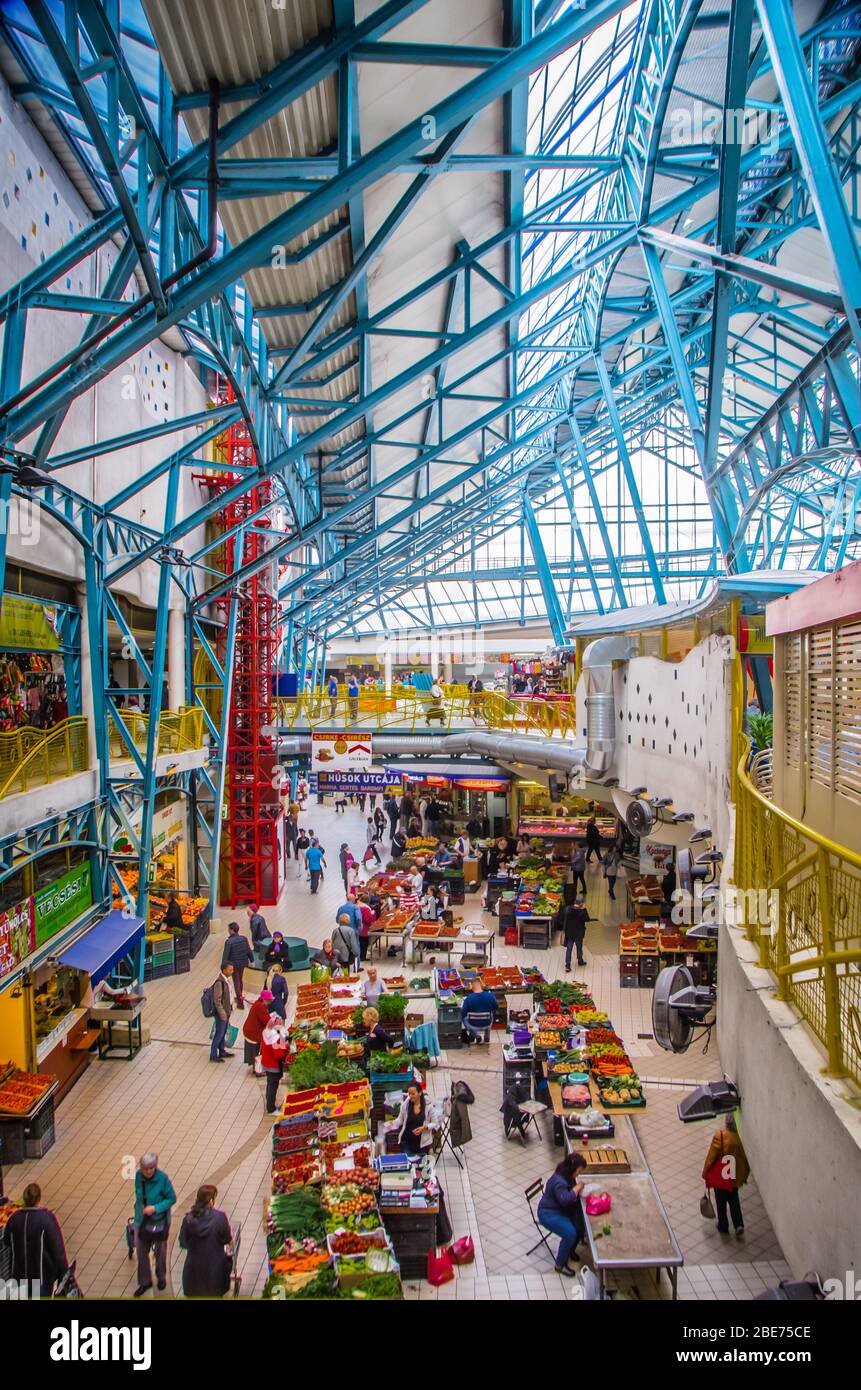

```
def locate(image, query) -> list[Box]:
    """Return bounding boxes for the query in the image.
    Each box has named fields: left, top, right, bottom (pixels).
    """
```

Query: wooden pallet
left=581, top=1147, right=630, bottom=1174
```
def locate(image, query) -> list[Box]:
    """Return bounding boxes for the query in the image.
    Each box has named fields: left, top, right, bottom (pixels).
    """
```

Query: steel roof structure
left=0, top=0, right=860, bottom=908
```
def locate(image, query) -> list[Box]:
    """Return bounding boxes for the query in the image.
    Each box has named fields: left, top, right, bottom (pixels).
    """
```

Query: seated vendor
left=264, top=931, right=290, bottom=968
left=362, top=1006, right=391, bottom=1052
left=460, top=978, right=498, bottom=1044
left=433, top=840, right=454, bottom=867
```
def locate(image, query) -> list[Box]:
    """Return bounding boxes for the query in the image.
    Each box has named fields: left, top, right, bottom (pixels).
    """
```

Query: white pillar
left=168, top=606, right=186, bottom=711
left=76, top=582, right=98, bottom=769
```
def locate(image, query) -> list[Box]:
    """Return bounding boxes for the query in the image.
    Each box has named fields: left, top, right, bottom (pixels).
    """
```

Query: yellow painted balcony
left=0, top=717, right=89, bottom=799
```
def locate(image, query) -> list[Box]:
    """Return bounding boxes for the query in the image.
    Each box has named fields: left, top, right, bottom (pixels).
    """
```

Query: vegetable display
left=376, top=993, right=407, bottom=1023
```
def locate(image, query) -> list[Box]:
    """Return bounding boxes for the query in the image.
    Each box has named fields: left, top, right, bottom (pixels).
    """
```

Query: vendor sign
left=311, top=732, right=372, bottom=771
left=639, top=840, right=674, bottom=875
left=34, top=862, right=93, bottom=948
left=0, top=595, right=61, bottom=651
left=0, top=898, right=36, bottom=980
left=449, top=777, right=509, bottom=791
left=315, top=770, right=401, bottom=793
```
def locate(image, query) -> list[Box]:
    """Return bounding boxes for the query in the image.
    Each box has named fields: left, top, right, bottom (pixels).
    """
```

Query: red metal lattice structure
left=206, top=383, right=282, bottom=906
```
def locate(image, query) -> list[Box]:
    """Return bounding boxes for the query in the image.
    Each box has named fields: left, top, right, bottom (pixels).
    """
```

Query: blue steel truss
left=0, top=0, right=860, bottom=912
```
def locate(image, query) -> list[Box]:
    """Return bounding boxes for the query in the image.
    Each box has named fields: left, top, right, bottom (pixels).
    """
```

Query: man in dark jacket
left=163, top=892, right=184, bottom=930
left=221, top=922, right=254, bottom=1008
left=211, top=965, right=234, bottom=1061
left=246, top=902, right=272, bottom=967
left=7, top=1183, right=68, bottom=1297
left=560, top=897, right=590, bottom=970
left=585, top=815, right=603, bottom=864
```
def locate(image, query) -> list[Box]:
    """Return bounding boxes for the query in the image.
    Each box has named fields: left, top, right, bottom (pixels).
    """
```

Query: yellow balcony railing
left=108, top=705, right=206, bottom=758
left=732, top=663, right=861, bottom=1085
left=276, top=687, right=578, bottom=737
left=0, top=717, right=89, bottom=800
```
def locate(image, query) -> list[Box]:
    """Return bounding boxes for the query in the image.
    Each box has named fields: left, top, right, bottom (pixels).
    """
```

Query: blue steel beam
left=521, top=494, right=567, bottom=646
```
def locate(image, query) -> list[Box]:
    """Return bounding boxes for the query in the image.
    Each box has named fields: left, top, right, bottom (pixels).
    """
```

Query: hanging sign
left=314, top=770, right=402, bottom=793
left=34, top=863, right=93, bottom=948
left=311, top=731, right=372, bottom=770
left=0, top=596, right=61, bottom=651
left=639, top=840, right=674, bottom=875
left=0, top=898, right=36, bottom=981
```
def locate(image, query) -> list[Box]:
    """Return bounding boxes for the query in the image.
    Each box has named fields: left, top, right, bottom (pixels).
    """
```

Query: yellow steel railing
left=108, top=705, right=206, bottom=757
left=276, top=687, right=578, bottom=737
left=731, top=660, right=861, bottom=1085
left=0, top=717, right=89, bottom=800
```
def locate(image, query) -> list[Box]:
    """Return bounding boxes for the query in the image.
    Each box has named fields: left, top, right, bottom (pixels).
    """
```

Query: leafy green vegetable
left=377, top=992, right=407, bottom=1022
left=348, top=1272, right=402, bottom=1300
left=267, top=1189, right=326, bottom=1241
left=286, top=1041, right=365, bottom=1090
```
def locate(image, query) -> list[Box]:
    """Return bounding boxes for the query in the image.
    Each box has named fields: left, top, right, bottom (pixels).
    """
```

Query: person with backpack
left=365, top=816, right=382, bottom=864
left=332, top=913, right=360, bottom=972
left=221, top=921, right=254, bottom=1009
left=7, top=1182, right=70, bottom=1298
left=178, top=1185, right=233, bottom=1298
left=209, top=964, right=234, bottom=1062
left=133, top=1153, right=176, bottom=1296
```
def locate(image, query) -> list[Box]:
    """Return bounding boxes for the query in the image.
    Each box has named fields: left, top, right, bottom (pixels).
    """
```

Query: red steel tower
left=208, top=384, right=283, bottom=906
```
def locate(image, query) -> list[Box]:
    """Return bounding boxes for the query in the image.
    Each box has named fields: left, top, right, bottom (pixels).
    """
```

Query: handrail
left=0, top=717, right=89, bottom=800
left=276, top=688, right=578, bottom=738
left=733, top=747, right=861, bottom=1084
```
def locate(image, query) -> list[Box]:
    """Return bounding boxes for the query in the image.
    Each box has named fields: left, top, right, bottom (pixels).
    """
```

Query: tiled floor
left=7, top=800, right=789, bottom=1300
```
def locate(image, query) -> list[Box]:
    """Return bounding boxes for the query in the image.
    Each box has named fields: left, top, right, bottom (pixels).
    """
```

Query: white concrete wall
left=576, top=634, right=735, bottom=851
left=0, top=75, right=209, bottom=608
left=718, top=920, right=861, bottom=1282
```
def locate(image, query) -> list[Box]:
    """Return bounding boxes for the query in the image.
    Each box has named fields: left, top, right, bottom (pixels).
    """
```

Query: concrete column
left=76, top=582, right=98, bottom=769
left=168, top=605, right=186, bottom=711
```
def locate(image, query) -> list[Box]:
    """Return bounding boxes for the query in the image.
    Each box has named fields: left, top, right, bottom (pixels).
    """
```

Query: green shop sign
left=34, top=863, right=93, bottom=948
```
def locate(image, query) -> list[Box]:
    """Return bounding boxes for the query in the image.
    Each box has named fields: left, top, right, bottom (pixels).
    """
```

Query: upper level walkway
left=277, top=687, right=579, bottom=738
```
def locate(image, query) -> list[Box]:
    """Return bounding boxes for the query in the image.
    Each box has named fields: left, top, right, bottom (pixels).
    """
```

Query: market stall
left=619, top=920, right=718, bottom=989
left=408, top=921, right=495, bottom=966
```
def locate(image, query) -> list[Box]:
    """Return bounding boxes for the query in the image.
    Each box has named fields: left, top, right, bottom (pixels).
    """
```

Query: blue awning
left=57, top=910, right=146, bottom=985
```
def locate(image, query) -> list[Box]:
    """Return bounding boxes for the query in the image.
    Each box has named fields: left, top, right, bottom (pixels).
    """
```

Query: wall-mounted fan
left=625, top=797, right=655, bottom=837
left=652, top=964, right=715, bottom=1053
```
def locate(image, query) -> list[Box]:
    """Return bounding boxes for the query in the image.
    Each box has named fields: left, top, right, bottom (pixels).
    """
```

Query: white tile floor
left=6, top=799, right=789, bottom=1300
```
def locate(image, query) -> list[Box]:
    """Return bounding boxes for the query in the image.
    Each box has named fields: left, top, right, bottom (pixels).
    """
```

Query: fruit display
left=272, top=1166, right=320, bottom=1194
left=376, top=909, right=415, bottom=932
left=0, top=1201, right=21, bottom=1230
left=536, top=1013, right=572, bottom=1030
left=412, top=923, right=439, bottom=938
left=406, top=837, right=437, bottom=851
left=569, top=1008, right=611, bottom=1026
left=586, top=1028, right=624, bottom=1046
left=329, top=1230, right=389, bottom=1255
left=325, top=1166, right=379, bottom=1190
left=534, top=1030, right=564, bottom=1049
left=478, top=969, right=505, bottom=989
left=322, top=1184, right=377, bottom=1216
left=0, top=1069, right=55, bottom=1115
left=598, top=1076, right=644, bottom=1106
left=324, top=1208, right=382, bottom=1235
left=438, top=925, right=460, bottom=937
left=384, top=975, right=408, bottom=992
left=586, top=1042, right=628, bottom=1059
left=549, top=1055, right=585, bottom=1075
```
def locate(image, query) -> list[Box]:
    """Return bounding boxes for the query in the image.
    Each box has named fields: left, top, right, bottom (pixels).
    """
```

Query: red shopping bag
left=504, top=927, right=518, bottom=946
left=427, top=1247, right=455, bottom=1286
left=447, top=1235, right=475, bottom=1265
left=585, top=1191, right=612, bottom=1217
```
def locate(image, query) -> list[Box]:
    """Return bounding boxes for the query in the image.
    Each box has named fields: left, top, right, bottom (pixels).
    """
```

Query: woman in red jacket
left=242, top=989, right=273, bottom=1068
left=260, top=1017, right=289, bottom=1114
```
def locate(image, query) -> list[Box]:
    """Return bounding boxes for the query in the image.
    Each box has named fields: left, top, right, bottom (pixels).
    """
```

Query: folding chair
left=524, top=1179, right=554, bottom=1260
left=462, top=1009, right=493, bottom=1045
left=435, top=1107, right=464, bottom=1169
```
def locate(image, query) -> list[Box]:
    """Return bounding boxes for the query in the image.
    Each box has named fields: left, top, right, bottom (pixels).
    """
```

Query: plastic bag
left=447, top=1235, right=475, bottom=1265
left=585, top=1191, right=612, bottom=1217
left=427, top=1248, right=455, bottom=1286
left=700, top=1188, right=715, bottom=1220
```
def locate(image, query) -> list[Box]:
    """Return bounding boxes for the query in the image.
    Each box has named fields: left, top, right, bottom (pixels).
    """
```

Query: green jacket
left=134, top=1168, right=177, bottom=1229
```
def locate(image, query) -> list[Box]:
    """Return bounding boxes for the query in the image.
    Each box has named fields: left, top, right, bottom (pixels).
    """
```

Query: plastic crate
left=151, top=961, right=176, bottom=979
left=25, top=1096, right=54, bottom=1138
left=25, top=1120, right=55, bottom=1159
left=174, top=954, right=191, bottom=975
left=0, top=1118, right=26, bottom=1165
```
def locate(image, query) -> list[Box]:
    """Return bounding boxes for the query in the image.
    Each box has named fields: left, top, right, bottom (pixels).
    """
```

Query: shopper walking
left=357, top=791, right=366, bottom=813
left=373, top=806, right=386, bottom=842
left=242, top=989, right=273, bottom=1066
left=603, top=845, right=622, bottom=902
left=247, top=903, right=273, bottom=967
left=385, top=793, right=399, bottom=841
left=178, top=1186, right=233, bottom=1299
left=559, top=897, right=590, bottom=971
left=568, top=845, right=588, bottom=898
left=426, top=797, right=443, bottom=841
left=261, top=1015, right=289, bottom=1114
left=339, top=843, right=353, bottom=894
left=267, top=966, right=289, bottom=1020
left=537, top=1153, right=587, bottom=1276
left=702, top=1114, right=749, bottom=1238
left=221, top=921, right=254, bottom=1008
left=210, top=964, right=235, bottom=1061
left=584, top=815, right=603, bottom=865
left=306, top=839, right=326, bottom=894
left=355, top=896, right=375, bottom=961
left=295, top=828, right=310, bottom=879
left=133, top=1153, right=176, bottom=1296
left=390, top=826, right=407, bottom=859
left=399, top=791, right=415, bottom=831
left=419, top=795, right=430, bottom=836
left=6, top=1183, right=69, bottom=1298
left=327, top=673, right=339, bottom=719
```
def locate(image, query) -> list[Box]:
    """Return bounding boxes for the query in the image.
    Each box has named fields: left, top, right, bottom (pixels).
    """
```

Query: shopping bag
left=210, top=1021, right=239, bottom=1048
left=504, top=927, right=518, bottom=946
left=253, top=1054, right=265, bottom=1077
left=584, top=1191, right=612, bottom=1217
left=427, top=1248, right=455, bottom=1286
left=447, top=1235, right=475, bottom=1265
left=700, top=1188, right=716, bottom=1220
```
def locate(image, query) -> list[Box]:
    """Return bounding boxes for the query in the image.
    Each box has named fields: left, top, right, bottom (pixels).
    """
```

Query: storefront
left=0, top=592, right=81, bottom=731
left=515, top=783, right=618, bottom=846
left=396, top=770, right=510, bottom=839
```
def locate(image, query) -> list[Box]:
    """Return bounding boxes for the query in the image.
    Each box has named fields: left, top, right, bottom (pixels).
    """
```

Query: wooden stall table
left=89, top=999, right=144, bottom=1060
left=406, top=924, right=495, bottom=966
left=367, top=908, right=417, bottom=960
left=578, top=1120, right=683, bottom=1299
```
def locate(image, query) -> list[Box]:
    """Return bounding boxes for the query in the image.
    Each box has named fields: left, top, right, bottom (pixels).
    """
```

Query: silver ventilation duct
left=581, top=636, right=637, bottom=779
left=278, top=729, right=587, bottom=776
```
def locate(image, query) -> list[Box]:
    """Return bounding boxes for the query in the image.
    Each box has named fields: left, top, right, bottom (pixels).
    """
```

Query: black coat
left=178, top=1206, right=232, bottom=1298
left=221, top=933, right=254, bottom=969
left=560, top=905, right=589, bottom=943
left=7, top=1206, right=68, bottom=1296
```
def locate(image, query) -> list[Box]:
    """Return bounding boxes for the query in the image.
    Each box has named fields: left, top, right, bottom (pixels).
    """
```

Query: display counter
left=517, top=816, right=616, bottom=841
